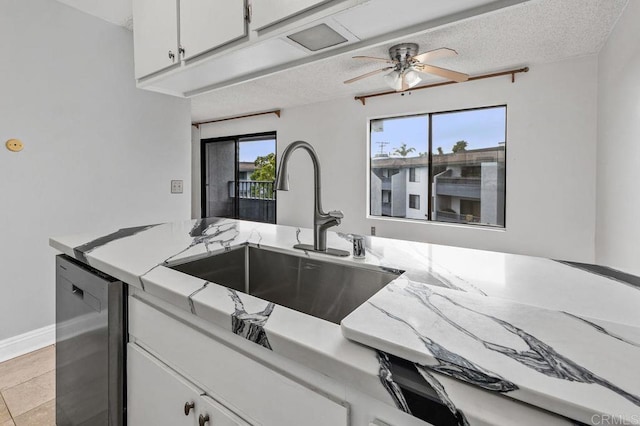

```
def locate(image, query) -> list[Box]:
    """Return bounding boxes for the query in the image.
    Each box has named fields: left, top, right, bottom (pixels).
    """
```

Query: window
left=369, top=106, right=506, bottom=227
left=409, top=168, right=419, bottom=182
left=409, top=194, right=420, bottom=209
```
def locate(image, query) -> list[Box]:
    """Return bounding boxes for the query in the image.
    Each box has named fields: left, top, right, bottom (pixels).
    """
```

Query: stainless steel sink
left=169, top=246, right=402, bottom=324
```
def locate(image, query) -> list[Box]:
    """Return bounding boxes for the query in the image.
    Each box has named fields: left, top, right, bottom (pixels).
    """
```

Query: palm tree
left=452, top=140, right=468, bottom=153
left=393, top=143, right=416, bottom=157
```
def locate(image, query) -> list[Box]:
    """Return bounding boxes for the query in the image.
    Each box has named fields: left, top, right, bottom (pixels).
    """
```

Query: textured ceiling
left=191, top=0, right=627, bottom=121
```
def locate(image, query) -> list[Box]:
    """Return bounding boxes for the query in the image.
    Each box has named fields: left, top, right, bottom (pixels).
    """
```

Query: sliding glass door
left=201, top=133, right=276, bottom=224
left=202, top=139, right=236, bottom=218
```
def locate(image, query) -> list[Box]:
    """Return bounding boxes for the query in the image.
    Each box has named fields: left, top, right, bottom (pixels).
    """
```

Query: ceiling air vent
left=287, top=23, right=348, bottom=51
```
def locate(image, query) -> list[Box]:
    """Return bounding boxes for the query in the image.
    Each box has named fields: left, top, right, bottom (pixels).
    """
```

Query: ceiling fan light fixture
left=384, top=70, right=402, bottom=91
left=404, top=69, right=422, bottom=88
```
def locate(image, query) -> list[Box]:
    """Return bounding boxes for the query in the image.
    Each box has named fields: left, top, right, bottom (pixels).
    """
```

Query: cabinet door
left=132, top=0, right=179, bottom=78
left=180, top=0, right=247, bottom=61
left=127, top=344, right=200, bottom=426
left=129, top=297, right=349, bottom=426
left=251, top=0, right=334, bottom=31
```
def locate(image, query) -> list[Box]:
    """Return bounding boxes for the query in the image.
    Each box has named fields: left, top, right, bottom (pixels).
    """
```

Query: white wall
left=596, top=1, right=640, bottom=276
left=0, top=0, right=191, bottom=342
left=194, top=55, right=598, bottom=262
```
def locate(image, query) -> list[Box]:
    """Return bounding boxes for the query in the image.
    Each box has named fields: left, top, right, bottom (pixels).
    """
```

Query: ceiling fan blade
left=352, top=56, right=398, bottom=64
left=344, top=67, right=393, bottom=84
left=416, top=64, right=469, bottom=82
left=412, top=48, right=458, bottom=63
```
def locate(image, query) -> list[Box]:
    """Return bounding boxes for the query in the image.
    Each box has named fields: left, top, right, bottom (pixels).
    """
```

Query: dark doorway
left=201, top=132, right=276, bottom=224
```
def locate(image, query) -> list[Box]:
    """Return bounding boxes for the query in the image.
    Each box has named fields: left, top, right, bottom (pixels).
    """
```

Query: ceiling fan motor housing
left=389, top=43, right=419, bottom=63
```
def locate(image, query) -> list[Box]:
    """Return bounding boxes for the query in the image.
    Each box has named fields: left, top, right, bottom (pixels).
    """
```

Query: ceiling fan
left=344, top=43, right=469, bottom=91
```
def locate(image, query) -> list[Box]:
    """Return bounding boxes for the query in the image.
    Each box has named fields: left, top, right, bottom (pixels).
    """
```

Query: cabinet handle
left=179, top=46, right=185, bottom=57
left=184, top=401, right=195, bottom=416
left=168, top=50, right=175, bottom=61
left=199, top=414, right=210, bottom=425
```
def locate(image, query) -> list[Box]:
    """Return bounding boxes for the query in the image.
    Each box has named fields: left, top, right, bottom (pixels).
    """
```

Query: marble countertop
left=50, top=218, right=640, bottom=425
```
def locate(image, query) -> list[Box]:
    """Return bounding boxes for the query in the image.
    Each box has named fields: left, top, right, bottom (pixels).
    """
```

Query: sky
left=239, top=139, right=276, bottom=162
left=370, top=106, right=506, bottom=157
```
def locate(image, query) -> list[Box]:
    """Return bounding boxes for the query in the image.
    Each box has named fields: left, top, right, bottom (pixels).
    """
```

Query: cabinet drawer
left=129, top=297, right=348, bottom=426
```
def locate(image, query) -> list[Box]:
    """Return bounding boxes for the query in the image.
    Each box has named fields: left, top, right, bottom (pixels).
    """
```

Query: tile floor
left=0, top=346, right=55, bottom=426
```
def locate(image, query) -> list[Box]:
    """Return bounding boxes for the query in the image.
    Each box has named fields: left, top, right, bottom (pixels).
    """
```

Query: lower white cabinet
left=128, top=343, right=251, bottom=425
left=128, top=296, right=349, bottom=426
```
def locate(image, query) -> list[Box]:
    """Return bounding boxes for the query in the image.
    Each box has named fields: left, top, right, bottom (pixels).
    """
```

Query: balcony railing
left=228, top=180, right=276, bottom=200
left=435, top=176, right=481, bottom=199
left=435, top=210, right=480, bottom=223
left=436, top=177, right=481, bottom=185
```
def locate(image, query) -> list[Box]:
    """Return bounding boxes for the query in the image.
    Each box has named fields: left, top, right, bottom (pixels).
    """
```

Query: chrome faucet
left=275, top=141, right=349, bottom=257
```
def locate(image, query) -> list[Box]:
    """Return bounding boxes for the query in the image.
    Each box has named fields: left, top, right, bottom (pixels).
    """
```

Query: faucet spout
left=275, top=141, right=349, bottom=257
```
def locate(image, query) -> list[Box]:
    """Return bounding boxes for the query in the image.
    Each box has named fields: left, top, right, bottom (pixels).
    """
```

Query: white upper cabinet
left=133, top=0, right=248, bottom=78
left=132, top=0, right=179, bottom=79
left=251, top=0, right=335, bottom=31
left=180, top=0, right=247, bottom=61
left=131, top=0, right=513, bottom=96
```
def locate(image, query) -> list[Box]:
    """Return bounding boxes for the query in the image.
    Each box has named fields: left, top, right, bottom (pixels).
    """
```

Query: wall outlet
left=370, top=226, right=376, bottom=236
left=170, top=180, right=183, bottom=194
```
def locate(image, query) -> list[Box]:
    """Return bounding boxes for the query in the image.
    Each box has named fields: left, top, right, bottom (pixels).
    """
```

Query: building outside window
left=369, top=106, right=506, bottom=227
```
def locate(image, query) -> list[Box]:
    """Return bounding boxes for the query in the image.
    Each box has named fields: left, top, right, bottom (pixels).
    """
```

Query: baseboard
left=0, top=324, right=55, bottom=363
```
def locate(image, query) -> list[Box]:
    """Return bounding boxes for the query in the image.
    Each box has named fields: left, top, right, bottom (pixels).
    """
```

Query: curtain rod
left=192, top=109, right=281, bottom=128
left=354, top=67, right=529, bottom=105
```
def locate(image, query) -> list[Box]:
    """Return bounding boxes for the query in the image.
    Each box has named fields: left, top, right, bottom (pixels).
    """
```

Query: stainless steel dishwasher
left=56, top=254, right=126, bottom=426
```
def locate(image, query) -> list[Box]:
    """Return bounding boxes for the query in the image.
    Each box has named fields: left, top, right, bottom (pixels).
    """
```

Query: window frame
left=367, top=104, right=507, bottom=229
left=409, top=168, right=419, bottom=182
left=409, top=194, right=420, bottom=210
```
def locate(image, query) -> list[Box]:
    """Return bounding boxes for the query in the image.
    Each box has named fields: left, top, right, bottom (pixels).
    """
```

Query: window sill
left=366, top=214, right=506, bottom=232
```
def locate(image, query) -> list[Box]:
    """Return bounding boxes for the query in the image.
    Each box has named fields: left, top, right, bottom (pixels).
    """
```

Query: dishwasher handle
left=59, top=277, right=102, bottom=312
left=71, top=285, right=84, bottom=299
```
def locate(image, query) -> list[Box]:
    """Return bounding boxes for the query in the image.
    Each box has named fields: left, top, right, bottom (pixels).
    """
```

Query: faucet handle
left=328, top=210, right=344, bottom=219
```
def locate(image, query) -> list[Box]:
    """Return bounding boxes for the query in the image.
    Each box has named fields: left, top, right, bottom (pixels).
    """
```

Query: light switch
left=171, top=180, right=183, bottom=194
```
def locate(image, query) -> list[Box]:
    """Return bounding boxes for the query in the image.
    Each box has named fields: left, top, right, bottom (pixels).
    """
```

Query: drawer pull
left=199, top=413, right=210, bottom=425
left=184, top=401, right=195, bottom=416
